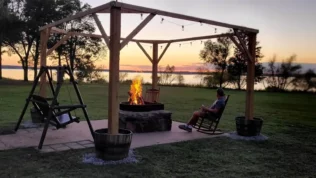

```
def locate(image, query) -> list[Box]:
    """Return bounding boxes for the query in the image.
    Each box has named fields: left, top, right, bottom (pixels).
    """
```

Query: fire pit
left=120, top=101, right=164, bottom=112
left=119, top=76, right=172, bottom=133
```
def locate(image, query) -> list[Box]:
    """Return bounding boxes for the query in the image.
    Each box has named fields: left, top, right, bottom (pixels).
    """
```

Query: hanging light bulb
left=182, top=25, right=184, bottom=31
left=160, top=46, right=162, bottom=49
left=200, top=22, right=203, bottom=26
left=201, top=40, right=203, bottom=44
left=215, top=28, right=217, bottom=33
left=161, top=18, right=164, bottom=23
left=179, top=44, right=181, bottom=47
left=140, top=13, right=143, bottom=20
left=190, top=42, right=192, bottom=46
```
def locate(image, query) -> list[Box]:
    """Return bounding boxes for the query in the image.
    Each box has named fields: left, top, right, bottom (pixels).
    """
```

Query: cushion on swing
left=57, top=114, right=80, bottom=125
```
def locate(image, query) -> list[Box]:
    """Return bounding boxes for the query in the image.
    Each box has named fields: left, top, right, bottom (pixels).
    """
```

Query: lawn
left=0, top=82, right=316, bottom=177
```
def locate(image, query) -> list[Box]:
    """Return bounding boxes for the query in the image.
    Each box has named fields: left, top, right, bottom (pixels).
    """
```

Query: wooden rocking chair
left=193, top=95, right=230, bottom=134
left=144, top=87, right=160, bottom=103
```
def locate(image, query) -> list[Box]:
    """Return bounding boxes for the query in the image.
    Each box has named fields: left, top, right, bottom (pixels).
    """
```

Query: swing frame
left=15, top=65, right=95, bottom=149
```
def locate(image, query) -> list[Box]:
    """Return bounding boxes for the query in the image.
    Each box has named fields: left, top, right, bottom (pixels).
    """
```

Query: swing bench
left=30, top=94, right=82, bottom=129
left=14, top=65, right=95, bottom=149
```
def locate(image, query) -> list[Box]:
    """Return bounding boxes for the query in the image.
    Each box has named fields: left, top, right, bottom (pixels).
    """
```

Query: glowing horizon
left=2, top=0, right=315, bottom=71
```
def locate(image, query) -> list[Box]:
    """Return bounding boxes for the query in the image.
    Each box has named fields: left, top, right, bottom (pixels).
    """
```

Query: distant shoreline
left=2, top=63, right=316, bottom=76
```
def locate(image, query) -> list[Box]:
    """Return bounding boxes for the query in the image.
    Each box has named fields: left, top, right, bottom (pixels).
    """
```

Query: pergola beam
left=50, top=27, right=234, bottom=45
left=152, top=43, right=159, bottom=89
left=113, top=2, right=259, bottom=33
left=46, top=33, right=71, bottom=56
left=245, top=33, right=257, bottom=120
left=229, top=35, right=250, bottom=59
left=93, top=14, right=110, bottom=48
left=169, top=33, right=233, bottom=43
left=108, top=7, right=121, bottom=135
left=121, top=13, right=155, bottom=49
left=235, top=32, right=253, bottom=62
left=39, top=2, right=112, bottom=31
left=136, top=42, right=153, bottom=63
left=50, top=27, right=167, bottom=44
left=158, top=42, right=171, bottom=63
left=39, top=28, right=50, bottom=97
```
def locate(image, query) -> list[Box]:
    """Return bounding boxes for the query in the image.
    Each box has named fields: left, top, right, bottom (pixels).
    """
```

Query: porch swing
left=14, top=65, right=95, bottom=149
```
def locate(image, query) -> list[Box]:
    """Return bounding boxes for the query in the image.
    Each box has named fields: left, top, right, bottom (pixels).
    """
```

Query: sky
left=3, top=0, right=316, bottom=71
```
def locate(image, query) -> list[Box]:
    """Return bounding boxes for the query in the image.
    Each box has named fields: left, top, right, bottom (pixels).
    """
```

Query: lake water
left=1, top=69, right=307, bottom=91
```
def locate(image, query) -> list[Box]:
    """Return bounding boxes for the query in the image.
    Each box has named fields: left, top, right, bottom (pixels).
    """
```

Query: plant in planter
left=235, top=116, right=263, bottom=136
left=94, top=128, right=133, bottom=160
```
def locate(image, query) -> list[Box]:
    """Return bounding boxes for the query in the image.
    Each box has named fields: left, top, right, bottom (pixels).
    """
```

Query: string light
left=182, top=25, right=184, bottom=31
left=160, top=46, right=163, bottom=49
left=161, top=18, right=164, bottom=23
left=140, top=13, right=143, bottom=20
left=190, top=42, right=192, bottom=45
left=200, top=22, right=203, bottom=26
left=179, top=44, right=181, bottom=47
left=215, top=28, right=217, bottom=33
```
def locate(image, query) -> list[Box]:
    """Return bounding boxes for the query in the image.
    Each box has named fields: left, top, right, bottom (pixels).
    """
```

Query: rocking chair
left=193, top=95, right=230, bottom=134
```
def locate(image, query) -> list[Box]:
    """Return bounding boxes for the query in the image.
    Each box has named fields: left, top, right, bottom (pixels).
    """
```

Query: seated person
left=178, top=88, right=226, bottom=132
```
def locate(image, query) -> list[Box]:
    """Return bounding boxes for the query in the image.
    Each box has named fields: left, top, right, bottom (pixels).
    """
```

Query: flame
left=128, top=76, right=144, bottom=105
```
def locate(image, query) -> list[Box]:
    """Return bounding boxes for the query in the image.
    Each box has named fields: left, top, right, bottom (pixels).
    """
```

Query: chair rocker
left=193, top=95, right=230, bottom=135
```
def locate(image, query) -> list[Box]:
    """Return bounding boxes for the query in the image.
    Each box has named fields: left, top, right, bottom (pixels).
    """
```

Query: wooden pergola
left=39, top=1, right=259, bottom=135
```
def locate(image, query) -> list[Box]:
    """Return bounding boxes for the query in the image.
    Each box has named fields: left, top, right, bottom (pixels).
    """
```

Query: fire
left=128, top=76, right=144, bottom=105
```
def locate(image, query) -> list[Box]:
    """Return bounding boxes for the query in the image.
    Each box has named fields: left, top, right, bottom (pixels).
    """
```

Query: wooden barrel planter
left=94, top=128, right=133, bottom=160
left=235, top=116, right=263, bottom=136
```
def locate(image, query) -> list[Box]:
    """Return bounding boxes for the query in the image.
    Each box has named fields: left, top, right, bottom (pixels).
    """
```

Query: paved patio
left=0, top=120, right=226, bottom=153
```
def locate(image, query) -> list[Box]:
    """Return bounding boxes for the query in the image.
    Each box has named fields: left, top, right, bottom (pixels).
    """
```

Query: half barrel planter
left=235, top=116, right=263, bottom=136
left=94, top=128, right=133, bottom=160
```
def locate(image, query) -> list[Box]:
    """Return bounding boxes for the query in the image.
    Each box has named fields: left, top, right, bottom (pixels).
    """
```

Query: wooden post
left=108, top=7, right=121, bottom=135
left=152, top=43, right=158, bottom=89
left=245, top=33, right=256, bottom=120
left=39, top=29, right=49, bottom=97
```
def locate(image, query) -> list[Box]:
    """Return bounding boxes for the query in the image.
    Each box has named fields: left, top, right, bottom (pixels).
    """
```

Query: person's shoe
left=178, top=124, right=192, bottom=132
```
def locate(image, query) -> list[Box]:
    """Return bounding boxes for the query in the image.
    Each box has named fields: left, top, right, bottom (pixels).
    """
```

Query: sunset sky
left=3, top=0, right=316, bottom=71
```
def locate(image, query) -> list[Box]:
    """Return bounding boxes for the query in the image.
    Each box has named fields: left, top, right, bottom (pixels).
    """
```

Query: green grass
left=0, top=82, right=315, bottom=177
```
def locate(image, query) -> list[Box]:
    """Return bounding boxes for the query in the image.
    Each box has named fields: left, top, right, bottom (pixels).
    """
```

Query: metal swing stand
left=14, top=65, right=95, bottom=149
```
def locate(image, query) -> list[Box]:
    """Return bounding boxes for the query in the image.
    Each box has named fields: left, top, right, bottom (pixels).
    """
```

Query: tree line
left=195, top=33, right=316, bottom=92
left=0, top=0, right=106, bottom=82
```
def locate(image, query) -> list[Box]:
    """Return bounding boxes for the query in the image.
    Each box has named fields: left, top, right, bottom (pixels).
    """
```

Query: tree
left=158, top=64, right=176, bottom=85
left=176, top=73, right=185, bottom=85
left=227, top=35, right=265, bottom=90
left=4, top=0, right=59, bottom=81
left=194, top=66, right=210, bottom=86
left=199, top=37, right=231, bottom=88
left=265, top=55, right=302, bottom=91
left=293, top=69, right=316, bottom=91
left=119, top=72, right=128, bottom=83
left=48, top=0, right=107, bottom=81
left=0, top=0, right=16, bottom=79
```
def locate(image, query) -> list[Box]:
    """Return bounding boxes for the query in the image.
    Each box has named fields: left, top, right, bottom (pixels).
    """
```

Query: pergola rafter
left=38, top=1, right=259, bottom=135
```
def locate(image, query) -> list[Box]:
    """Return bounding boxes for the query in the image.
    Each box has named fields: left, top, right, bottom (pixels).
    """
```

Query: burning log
left=127, top=76, right=144, bottom=105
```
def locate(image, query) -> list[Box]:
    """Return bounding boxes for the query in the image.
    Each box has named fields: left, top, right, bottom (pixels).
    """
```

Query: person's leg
left=179, top=110, right=204, bottom=132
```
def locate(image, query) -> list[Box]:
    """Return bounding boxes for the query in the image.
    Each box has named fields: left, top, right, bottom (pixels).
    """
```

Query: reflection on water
left=1, top=69, right=307, bottom=91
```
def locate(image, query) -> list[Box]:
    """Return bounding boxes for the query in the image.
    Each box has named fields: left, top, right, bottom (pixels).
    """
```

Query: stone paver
left=82, top=143, right=95, bottom=148
left=77, top=140, right=93, bottom=145
left=53, top=146, right=71, bottom=152
left=39, top=146, right=55, bottom=153
left=0, top=120, right=226, bottom=151
left=0, top=142, right=6, bottom=150
left=65, top=142, right=85, bottom=149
